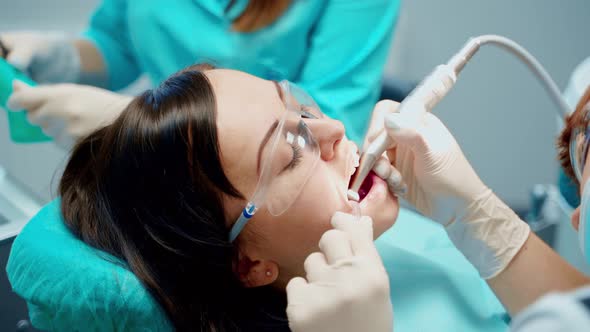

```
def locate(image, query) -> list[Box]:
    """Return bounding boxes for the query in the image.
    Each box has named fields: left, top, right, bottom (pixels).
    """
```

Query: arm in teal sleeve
left=81, top=0, right=141, bottom=91
left=296, top=0, right=400, bottom=143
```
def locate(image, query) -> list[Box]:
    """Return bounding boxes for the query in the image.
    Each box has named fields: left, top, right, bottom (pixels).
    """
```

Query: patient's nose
left=306, top=118, right=345, bottom=161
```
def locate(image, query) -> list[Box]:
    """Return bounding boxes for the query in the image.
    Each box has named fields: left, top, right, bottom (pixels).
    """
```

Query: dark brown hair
left=59, top=64, right=288, bottom=331
left=227, top=0, right=292, bottom=32
left=558, top=86, right=590, bottom=183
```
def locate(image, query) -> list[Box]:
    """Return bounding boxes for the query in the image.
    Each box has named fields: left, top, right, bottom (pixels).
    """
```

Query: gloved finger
left=303, top=252, right=328, bottom=282
left=6, top=80, right=50, bottom=111
left=24, top=100, right=57, bottom=126
left=331, top=213, right=381, bottom=260
left=4, top=43, right=35, bottom=72
left=373, top=157, right=407, bottom=195
left=1, top=32, right=21, bottom=49
left=53, top=131, right=75, bottom=150
left=286, top=276, right=308, bottom=296
left=38, top=114, right=67, bottom=139
left=363, top=100, right=400, bottom=151
left=286, top=278, right=317, bottom=331
left=384, top=112, right=428, bottom=155
left=318, top=229, right=353, bottom=265
left=286, top=277, right=313, bottom=323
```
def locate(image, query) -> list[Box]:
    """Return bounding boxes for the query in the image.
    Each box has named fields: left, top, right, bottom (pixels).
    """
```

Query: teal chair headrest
left=6, top=199, right=172, bottom=331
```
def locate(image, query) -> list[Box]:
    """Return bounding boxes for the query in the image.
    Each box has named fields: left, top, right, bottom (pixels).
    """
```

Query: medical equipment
left=229, top=80, right=324, bottom=242
left=525, top=184, right=574, bottom=233
left=349, top=34, right=571, bottom=202
left=0, top=58, right=50, bottom=143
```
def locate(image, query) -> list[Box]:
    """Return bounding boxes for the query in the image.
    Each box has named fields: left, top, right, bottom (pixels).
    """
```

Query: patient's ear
left=235, top=253, right=279, bottom=288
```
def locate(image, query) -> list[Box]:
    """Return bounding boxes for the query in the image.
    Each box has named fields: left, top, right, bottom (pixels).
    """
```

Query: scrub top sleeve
left=81, top=0, right=141, bottom=91
left=296, top=0, right=400, bottom=143
left=510, top=287, right=590, bottom=332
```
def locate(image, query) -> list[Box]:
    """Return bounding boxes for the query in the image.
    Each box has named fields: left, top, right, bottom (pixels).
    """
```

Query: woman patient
left=59, top=65, right=507, bottom=331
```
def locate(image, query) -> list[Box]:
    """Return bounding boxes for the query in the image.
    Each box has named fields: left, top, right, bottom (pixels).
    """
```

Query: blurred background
left=0, top=0, right=589, bottom=330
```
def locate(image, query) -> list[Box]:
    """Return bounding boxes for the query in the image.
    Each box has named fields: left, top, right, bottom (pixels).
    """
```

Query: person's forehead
left=207, top=69, right=284, bottom=190
left=207, top=69, right=282, bottom=117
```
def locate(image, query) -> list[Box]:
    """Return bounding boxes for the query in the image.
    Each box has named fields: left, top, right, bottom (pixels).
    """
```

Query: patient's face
left=207, top=69, right=399, bottom=285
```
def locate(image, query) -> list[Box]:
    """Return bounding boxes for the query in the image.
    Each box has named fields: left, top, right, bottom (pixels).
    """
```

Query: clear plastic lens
left=251, top=81, right=323, bottom=216
left=279, top=80, right=323, bottom=119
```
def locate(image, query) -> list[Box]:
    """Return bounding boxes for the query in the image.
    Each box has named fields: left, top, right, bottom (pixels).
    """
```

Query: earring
left=265, top=270, right=272, bottom=277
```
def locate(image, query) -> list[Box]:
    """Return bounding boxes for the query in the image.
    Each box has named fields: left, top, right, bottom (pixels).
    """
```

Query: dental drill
left=348, top=34, right=571, bottom=202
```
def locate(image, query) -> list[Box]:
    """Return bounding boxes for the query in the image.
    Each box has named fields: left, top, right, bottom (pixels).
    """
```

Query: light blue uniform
left=510, top=286, right=590, bottom=331
left=82, top=0, right=400, bottom=143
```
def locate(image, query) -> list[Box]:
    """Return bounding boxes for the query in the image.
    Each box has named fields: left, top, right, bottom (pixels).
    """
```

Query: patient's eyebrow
left=257, top=120, right=279, bottom=176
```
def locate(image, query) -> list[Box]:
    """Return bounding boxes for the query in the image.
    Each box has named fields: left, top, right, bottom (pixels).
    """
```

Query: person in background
left=2, top=0, right=400, bottom=147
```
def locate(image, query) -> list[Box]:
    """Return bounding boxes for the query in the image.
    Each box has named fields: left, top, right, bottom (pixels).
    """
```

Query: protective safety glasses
left=569, top=103, right=590, bottom=183
left=229, top=80, right=324, bottom=242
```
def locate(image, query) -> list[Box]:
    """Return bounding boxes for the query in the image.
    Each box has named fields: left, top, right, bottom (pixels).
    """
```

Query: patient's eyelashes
left=285, top=144, right=303, bottom=171
left=300, top=105, right=318, bottom=119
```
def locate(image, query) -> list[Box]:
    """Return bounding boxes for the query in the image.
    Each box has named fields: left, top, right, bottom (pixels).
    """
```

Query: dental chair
left=6, top=199, right=172, bottom=331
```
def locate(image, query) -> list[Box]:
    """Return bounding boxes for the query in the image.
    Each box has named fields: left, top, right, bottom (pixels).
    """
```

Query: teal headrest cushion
left=6, top=199, right=172, bottom=331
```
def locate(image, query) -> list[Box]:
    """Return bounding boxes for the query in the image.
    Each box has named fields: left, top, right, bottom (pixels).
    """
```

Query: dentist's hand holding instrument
left=351, top=34, right=572, bottom=281
left=349, top=50, right=530, bottom=280
left=368, top=102, right=530, bottom=280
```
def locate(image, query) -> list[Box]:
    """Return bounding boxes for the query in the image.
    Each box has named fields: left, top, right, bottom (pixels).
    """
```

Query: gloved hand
left=366, top=100, right=530, bottom=279
left=286, top=212, right=393, bottom=332
left=1, top=31, right=80, bottom=83
left=7, top=81, right=131, bottom=148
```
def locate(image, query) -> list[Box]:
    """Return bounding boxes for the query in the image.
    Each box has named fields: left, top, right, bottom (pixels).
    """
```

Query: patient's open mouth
left=349, top=169, right=376, bottom=202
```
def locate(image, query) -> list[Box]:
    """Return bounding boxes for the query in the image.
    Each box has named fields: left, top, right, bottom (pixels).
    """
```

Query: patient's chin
left=372, top=197, right=399, bottom=237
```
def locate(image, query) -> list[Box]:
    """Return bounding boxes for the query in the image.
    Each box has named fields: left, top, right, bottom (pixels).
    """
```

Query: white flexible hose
left=449, top=34, right=571, bottom=118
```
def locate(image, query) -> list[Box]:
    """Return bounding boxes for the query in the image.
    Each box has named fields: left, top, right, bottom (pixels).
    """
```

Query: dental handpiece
left=348, top=34, right=570, bottom=201
left=348, top=64, right=457, bottom=197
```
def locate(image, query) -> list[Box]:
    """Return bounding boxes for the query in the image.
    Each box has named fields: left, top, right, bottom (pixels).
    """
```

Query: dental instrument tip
left=347, top=189, right=360, bottom=202
left=349, top=152, right=378, bottom=194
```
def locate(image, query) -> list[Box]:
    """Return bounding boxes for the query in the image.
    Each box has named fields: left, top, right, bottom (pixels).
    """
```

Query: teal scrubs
left=82, top=0, right=401, bottom=142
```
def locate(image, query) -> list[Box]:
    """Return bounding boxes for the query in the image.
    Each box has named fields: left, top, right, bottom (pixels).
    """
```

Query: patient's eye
left=300, top=106, right=318, bottom=119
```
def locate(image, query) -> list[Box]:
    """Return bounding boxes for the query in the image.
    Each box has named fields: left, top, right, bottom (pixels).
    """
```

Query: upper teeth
left=349, top=145, right=360, bottom=176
